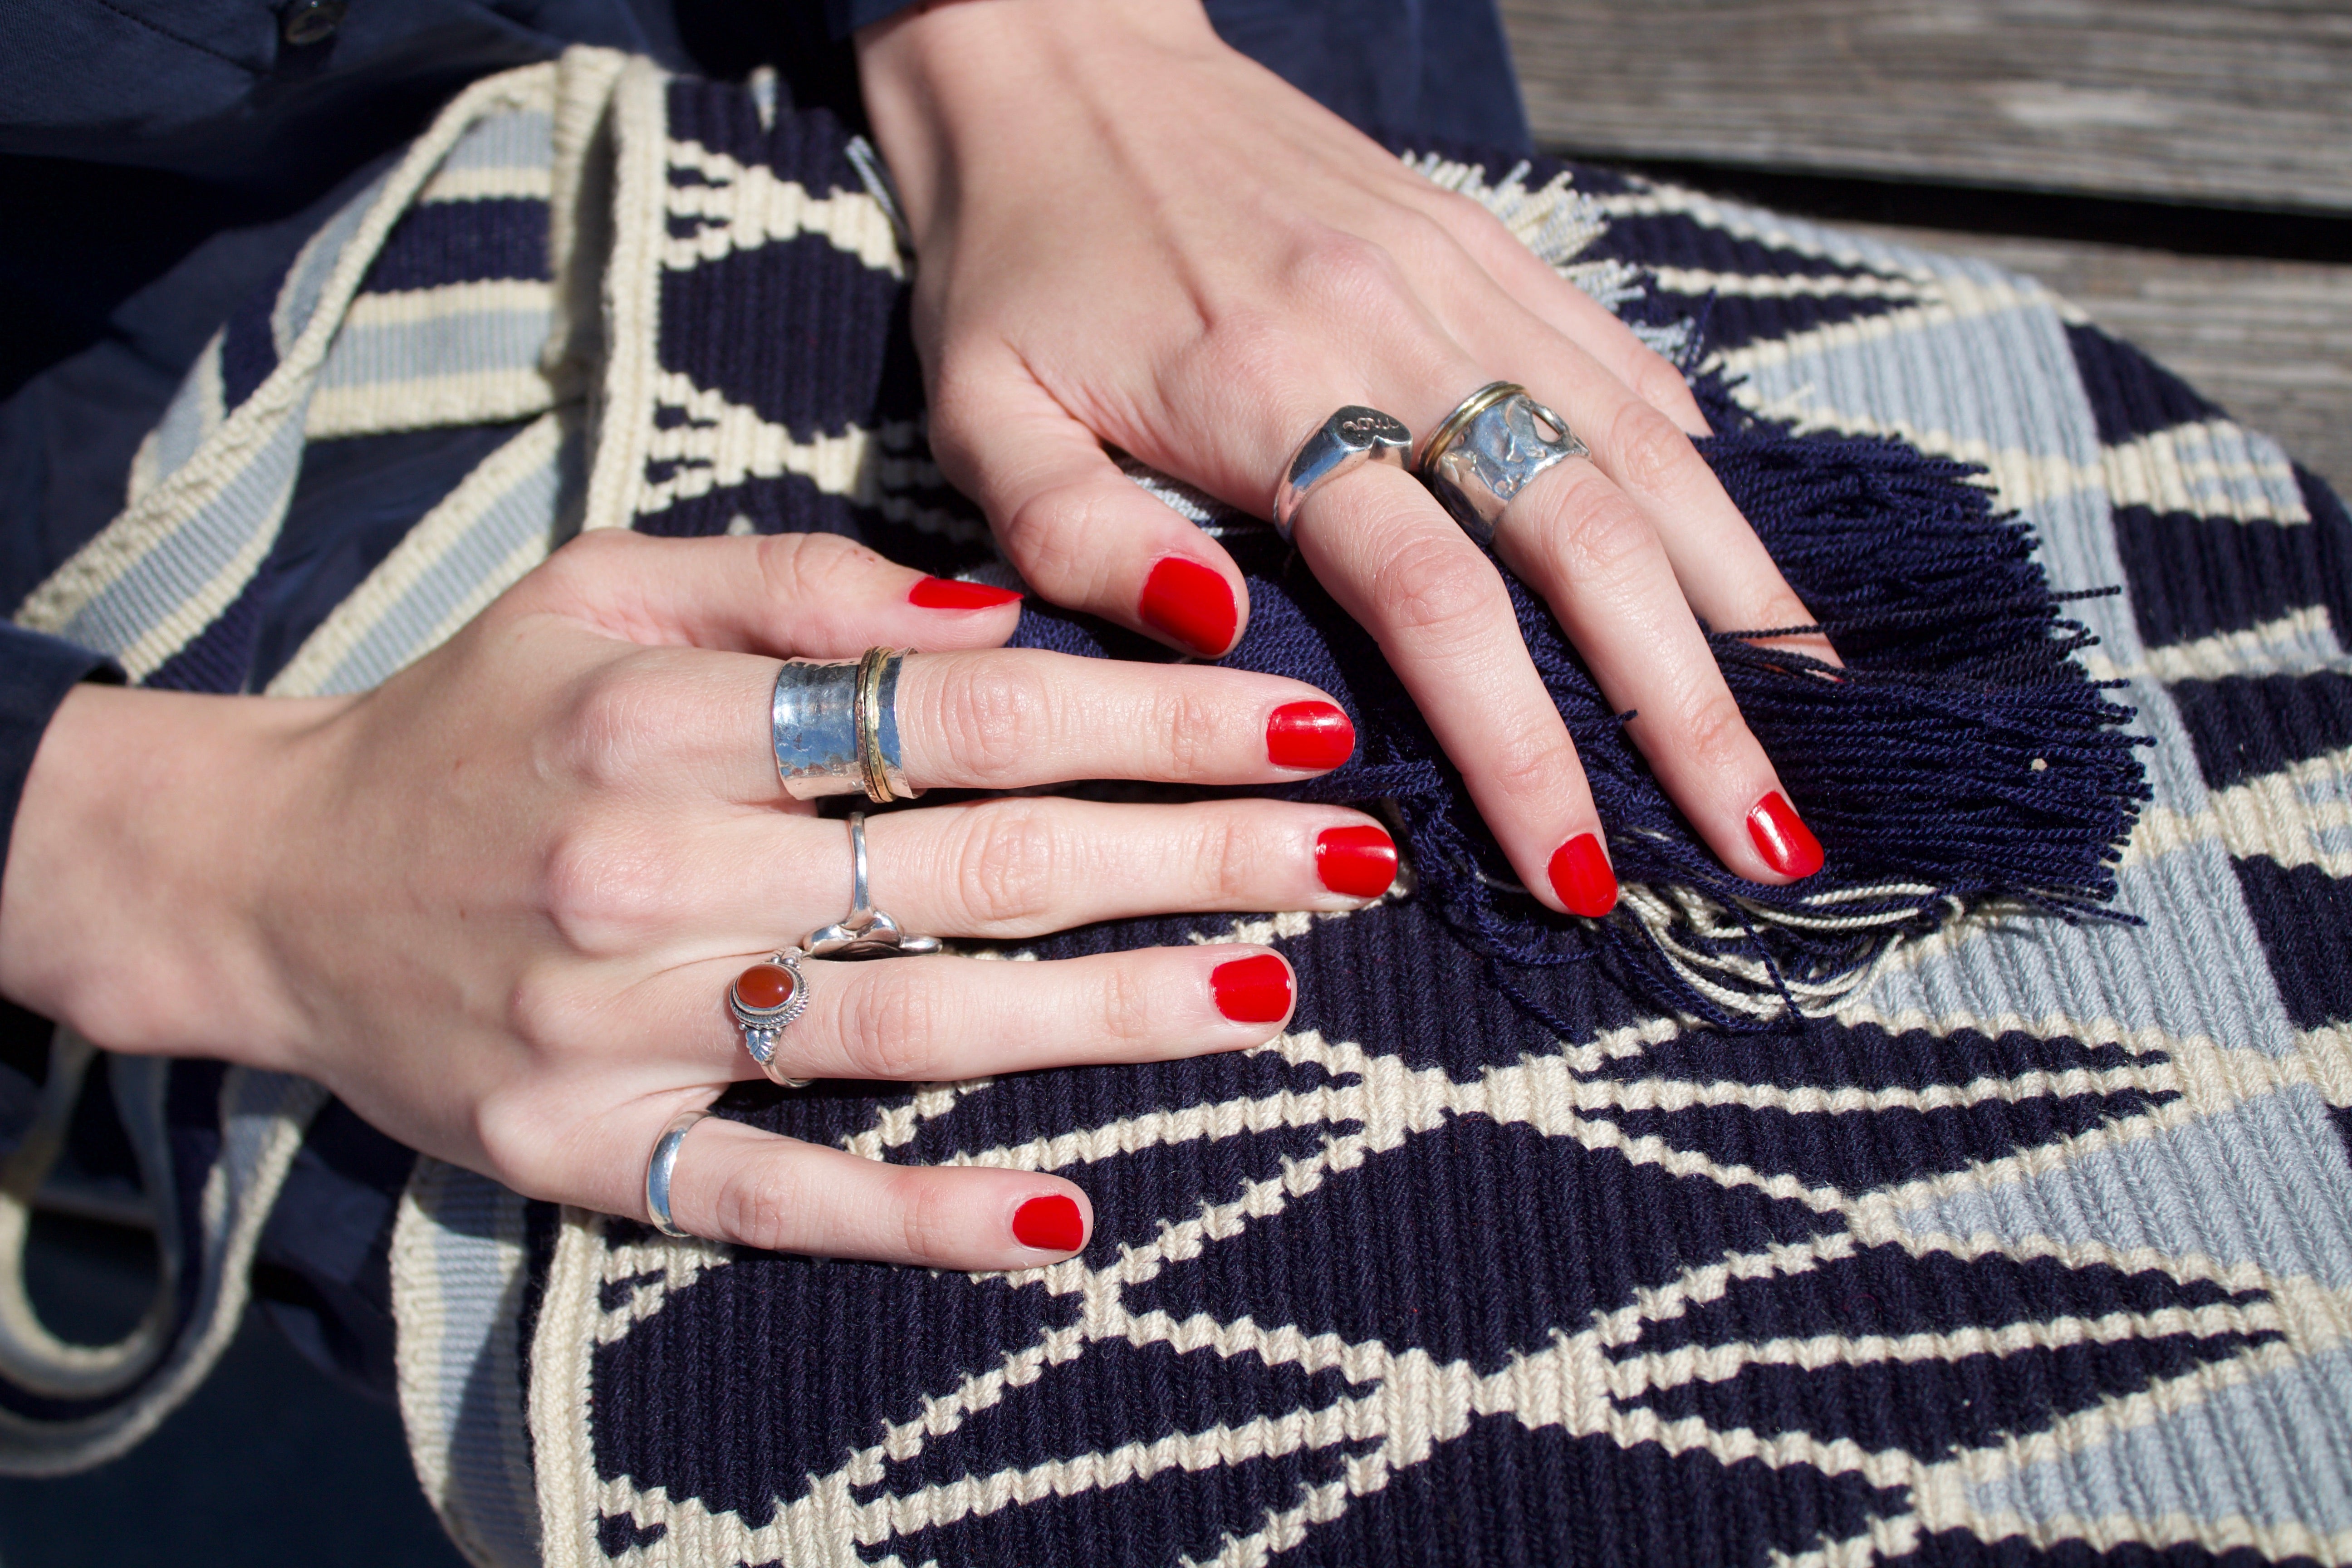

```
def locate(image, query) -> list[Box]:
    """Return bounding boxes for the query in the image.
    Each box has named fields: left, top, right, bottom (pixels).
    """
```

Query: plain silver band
left=1417, top=382, right=1590, bottom=546
left=772, top=654, right=915, bottom=801
left=1273, top=406, right=1412, bottom=539
left=803, top=812, right=943, bottom=958
left=645, top=1108, right=710, bottom=1239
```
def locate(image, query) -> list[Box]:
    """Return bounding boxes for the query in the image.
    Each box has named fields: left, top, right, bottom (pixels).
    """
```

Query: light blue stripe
left=59, top=411, right=308, bottom=660
left=315, top=446, right=560, bottom=695
left=438, top=109, right=554, bottom=173
left=317, top=307, right=552, bottom=390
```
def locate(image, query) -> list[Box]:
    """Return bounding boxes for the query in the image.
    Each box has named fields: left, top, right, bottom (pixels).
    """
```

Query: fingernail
left=1747, top=791, right=1824, bottom=878
left=1211, top=954, right=1293, bottom=1023
left=908, top=575, right=1022, bottom=610
left=1011, top=1194, right=1084, bottom=1252
left=1316, top=824, right=1397, bottom=898
left=1267, top=701, right=1355, bottom=770
left=1139, top=556, right=1238, bottom=656
left=1548, top=833, right=1618, bottom=917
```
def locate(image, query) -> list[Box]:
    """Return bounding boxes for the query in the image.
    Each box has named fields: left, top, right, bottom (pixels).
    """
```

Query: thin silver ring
left=730, top=949, right=813, bottom=1086
left=803, top=811, right=943, bottom=958
left=1272, top=406, right=1412, bottom=539
left=645, top=1107, right=709, bottom=1239
left=1416, top=382, right=1590, bottom=546
left=771, top=652, right=918, bottom=802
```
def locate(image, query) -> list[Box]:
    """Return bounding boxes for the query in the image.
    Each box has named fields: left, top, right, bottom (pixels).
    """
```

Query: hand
left=857, top=0, right=1840, bottom=916
left=0, top=532, right=1394, bottom=1268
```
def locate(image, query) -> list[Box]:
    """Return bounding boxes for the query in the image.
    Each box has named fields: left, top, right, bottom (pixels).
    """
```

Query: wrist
left=0, top=684, right=338, bottom=1066
left=855, top=0, right=1219, bottom=240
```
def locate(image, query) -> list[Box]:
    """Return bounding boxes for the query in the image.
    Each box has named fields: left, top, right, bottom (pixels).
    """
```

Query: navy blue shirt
left=0, top=0, right=1528, bottom=878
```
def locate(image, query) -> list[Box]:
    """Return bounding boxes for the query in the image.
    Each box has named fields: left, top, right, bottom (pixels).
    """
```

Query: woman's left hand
left=857, top=0, right=1839, bottom=917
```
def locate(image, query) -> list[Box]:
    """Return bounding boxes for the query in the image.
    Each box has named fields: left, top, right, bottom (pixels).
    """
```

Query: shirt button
left=280, top=0, right=348, bottom=46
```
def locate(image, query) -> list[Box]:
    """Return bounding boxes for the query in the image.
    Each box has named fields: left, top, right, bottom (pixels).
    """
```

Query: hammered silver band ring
left=772, top=648, right=918, bottom=803
left=1273, top=406, right=1412, bottom=539
left=1416, top=382, right=1589, bottom=546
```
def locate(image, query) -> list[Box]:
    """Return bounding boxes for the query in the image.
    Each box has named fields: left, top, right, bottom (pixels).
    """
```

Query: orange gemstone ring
left=729, top=950, right=813, bottom=1086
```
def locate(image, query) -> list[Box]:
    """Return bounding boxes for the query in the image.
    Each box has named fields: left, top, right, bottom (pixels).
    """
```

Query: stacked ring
left=730, top=951, right=813, bottom=1087
left=1416, top=381, right=1589, bottom=545
left=772, top=649, right=920, bottom=804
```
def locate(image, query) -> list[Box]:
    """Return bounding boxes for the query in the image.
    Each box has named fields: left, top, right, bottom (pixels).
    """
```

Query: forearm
left=0, top=683, right=331, bottom=1065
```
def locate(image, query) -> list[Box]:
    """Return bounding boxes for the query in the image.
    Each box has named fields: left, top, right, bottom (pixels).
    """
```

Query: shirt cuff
left=0, top=624, right=121, bottom=887
left=829, top=0, right=925, bottom=37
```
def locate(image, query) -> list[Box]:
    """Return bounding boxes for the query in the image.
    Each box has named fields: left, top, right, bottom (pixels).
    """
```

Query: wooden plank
left=1840, top=222, right=2352, bottom=496
left=1502, top=0, right=2352, bottom=212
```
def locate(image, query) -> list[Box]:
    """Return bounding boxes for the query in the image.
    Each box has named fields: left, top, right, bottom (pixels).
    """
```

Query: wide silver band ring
left=772, top=648, right=919, bottom=803
left=1416, top=382, right=1590, bottom=546
left=729, top=949, right=813, bottom=1087
left=804, top=811, right=943, bottom=959
left=1273, top=406, right=1412, bottom=539
left=645, top=1107, right=708, bottom=1239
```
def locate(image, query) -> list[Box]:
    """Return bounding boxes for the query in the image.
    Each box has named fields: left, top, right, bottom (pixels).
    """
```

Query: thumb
left=516, top=528, right=1025, bottom=659
left=931, top=353, right=1249, bottom=658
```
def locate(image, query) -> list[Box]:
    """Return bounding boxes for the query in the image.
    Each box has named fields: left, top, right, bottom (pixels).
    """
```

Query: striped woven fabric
left=4, top=46, right=2349, bottom=1568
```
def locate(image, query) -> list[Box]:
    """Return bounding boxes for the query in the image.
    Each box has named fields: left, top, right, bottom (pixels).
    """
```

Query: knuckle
left=1607, top=402, right=1700, bottom=498
left=1626, top=348, right=1696, bottom=416
left=1095, top=959, right=1158, bottom=1048
left=713, top=1161, right=804, bottom=1252
left=1482, top=722, right=1572, bottom=808
left=1192, top=814, right=1260, bottom=905
left=538, top=818, right=669, bottom=952
left=1368, top=533, right=1502, bottom=642
left=1673, top=686, right=1754, bottom=769
left=557, top=661, right=663, bottom=785
left=1290, top=234, right=1407, bottom=313
left=1546, top=486, right=1655, bottom=590
left=934, top=662, right=1053, bottom=781
left=885, top=1167, right=964, bottom=1262
left=951, top=799, right=1063, bottom=930
left=837, top=973, right=951, bottom=1081
left=1148, top=685, right=1229, bottom=779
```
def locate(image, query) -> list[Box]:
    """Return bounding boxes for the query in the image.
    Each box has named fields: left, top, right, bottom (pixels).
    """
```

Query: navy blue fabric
left=0, top=625, right=118, bottom=886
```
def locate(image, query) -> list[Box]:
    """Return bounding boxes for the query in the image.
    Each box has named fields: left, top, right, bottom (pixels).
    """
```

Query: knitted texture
left=5, top=50, right=2350, bottom=1568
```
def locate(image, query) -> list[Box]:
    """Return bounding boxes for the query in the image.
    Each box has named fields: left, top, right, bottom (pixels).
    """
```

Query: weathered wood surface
left=1501, top=0, right=2352, bottom=211
left=1838, top=224, right=2352, bottom=495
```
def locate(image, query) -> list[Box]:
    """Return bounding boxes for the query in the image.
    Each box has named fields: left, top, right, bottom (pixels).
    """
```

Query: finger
left=930, top=348, right=1247, bottom=657
left=896, top=648, right=1359, bottom=788
left=1488, top=454, right=1823, bottom=884
left=604, top=943, right=1294, bottom=1081
left=1292, top=463, right=1616, bottom=916
left=633, top=798, right=1397, bottom=951
left=1468, top=308, right=1839, bottom=669
left=515, top=528, right=1026, bottom=657
left=601, top=1107, right=1100, bottom=1266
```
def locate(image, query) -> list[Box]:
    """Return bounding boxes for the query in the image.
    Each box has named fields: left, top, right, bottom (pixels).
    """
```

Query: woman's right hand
left=0, top=530, right=1393, bottom=1270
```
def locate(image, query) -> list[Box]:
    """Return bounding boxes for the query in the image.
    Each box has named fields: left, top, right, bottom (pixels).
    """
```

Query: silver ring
left=645, top=1108, right=709, bottom=1239
left=771, top=651, right=919, bottom=802
left=1273, top=406, right=1411, bottom=539
left=1416, top=382, right=1589, bottom=546
left=804, top=811, right=943, bottom=959
left=729, top=950, right=813, bottom=1086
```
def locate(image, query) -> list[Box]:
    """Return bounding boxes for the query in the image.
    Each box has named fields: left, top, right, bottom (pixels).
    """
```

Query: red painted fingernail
left=1139, top=556, right=1238, bottom=656
left=1211, top=954, right=1293, bottom=1023
left=1316, top=824, right=1397, bottom=898
left=1267, top=701, right=1355, bottom=770
left=908, top=575, right=1022, bottom=610
left=1011, top=1194, right=1084, bottom=1252
left=1548, top=833, right=1618, bottom=917
left=1747, top=791, right=1824, bottom=878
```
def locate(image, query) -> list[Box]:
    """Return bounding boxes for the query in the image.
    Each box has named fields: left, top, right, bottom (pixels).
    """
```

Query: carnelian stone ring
left=728, top=949, right=813, bottom=1086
